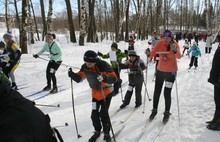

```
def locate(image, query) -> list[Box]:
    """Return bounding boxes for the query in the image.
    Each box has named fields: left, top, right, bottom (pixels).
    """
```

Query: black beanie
left=111, top=42, right=118, bottom=49
left=83, top=50, right=98, bottom=63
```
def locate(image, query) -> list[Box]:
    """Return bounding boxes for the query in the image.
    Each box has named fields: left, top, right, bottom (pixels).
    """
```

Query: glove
left=68, top=68, right=73, bottom=77
left=148, top=42, right=152, bottom=45
left=170, top=43, right=177, bottom=53
left=124, top=50, right=128, bottom=54
left=97, top=51, right=103, bottom=57
left=145, top=49, right=151, bottom=57
left=97, top=74, right=106, bottom=82
left=33, top=54, right=39, bottom=58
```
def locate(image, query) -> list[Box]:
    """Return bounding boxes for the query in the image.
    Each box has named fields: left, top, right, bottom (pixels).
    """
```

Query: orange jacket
left=149, top=40, right=181, bottom=72
left=74, top=60, right=118, bottom=101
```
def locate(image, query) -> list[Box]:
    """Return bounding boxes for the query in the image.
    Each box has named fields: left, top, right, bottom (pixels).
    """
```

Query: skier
left=2, top=33, right=21, bottom=90
left=33, top=33, right=62, bottom=94
left=205, top=32, right=214, bottom=54
left=68, top=50, right=117, bottom=142
left=97, top=42, right=127, bottom=95
left=120, top=50, right=146, bottom=108
left=207, top=35, right=220, bottom=131
left=127, top=36, right=135, bottom=50
left=0, top=71, right=56, bottom=142
left=187, top=32, right=193, bottom=45
left=0, top=41, right=6, bottom=70
left=148, top=30, right=181, bottom=124
left=187, top=41, right=201, bottom=70
left=182, top=39, right=190, bottom=56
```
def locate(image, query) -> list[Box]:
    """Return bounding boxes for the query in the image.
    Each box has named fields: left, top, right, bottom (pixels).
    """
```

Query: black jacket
left=208, top=44, right=220, bottom=85
left=0, top=89, right=53, bottom=142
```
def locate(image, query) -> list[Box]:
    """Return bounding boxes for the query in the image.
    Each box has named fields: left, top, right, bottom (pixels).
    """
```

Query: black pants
left=46, top=61, right=61, bottom=87
left=91, top=94, right=112, bottom=134
left=153, top=70, right=176, bottom=112
left=214, top=85, right=220, bottom=120
left=113, top=68, right=122, bottom=94
left=205, top=47, right=212, bottom=54
left=189, top=56, right=198, bottom=67
left=123, top=81, right=143, bottom=106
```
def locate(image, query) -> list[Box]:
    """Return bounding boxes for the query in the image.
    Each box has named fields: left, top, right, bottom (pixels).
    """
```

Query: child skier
left=97, top=42, right=127, bottom=95
left=120, top=50, right=146, bottom=108
left=33, top=33, right=62, bottom=93
left=187, top=41, right=201, bottom=69
left=2, top=33, right=21, bottom=90
left=148, top=30, right=181, bottom=124
left=182, top=39, right=190, bottom=56
left=68, top=50, right=117, bottom=142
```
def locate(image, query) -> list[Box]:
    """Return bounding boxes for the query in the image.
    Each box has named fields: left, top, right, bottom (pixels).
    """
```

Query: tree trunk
left=20, top=0, right=28, bottom=54
left=205, top=0, right=210, bottom=31
left=14, top=0, right=21, bottom=32
left=47, top=0, right=53, bottom=33
left=78, top=0, right=81, bottom=25
left=98, top=0, right=103, bottom=41
left=87, top=0, right=97, bottom=42
left=5, top=0, right=10, bottom=33
left=141, top=0, right=146, bottom=40
left=79, top=0, right=86, bottom=45
left=180, top=0, right=182, bottom=32
left=30, top=0, right=40, bottom=41
left=40, top=0, right=47, bottom=40
left=125, top=0, right=130, bottom=41
left=28, top=0, right=34, bottom=44
left=65, top=0, right=77, bottom=43
left=163, top=0, right=167, bottom=30
left=155, top=0, right=163, bottom=33
left=104, top=0, right=109, bottom=40
left=196, top=0, right=200, bottom=32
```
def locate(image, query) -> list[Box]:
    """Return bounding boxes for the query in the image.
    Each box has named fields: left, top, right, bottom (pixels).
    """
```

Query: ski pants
left=113, top=68, right=122, bottom=94
left=182, top=47, right=189, bottom=56
left=189, top=56, right=198, bottom=68
left=46, top=60, right=61, bottom=87
left=91, top=94, right=112, bottom=135
left=205, top=47, right=212, bottom=54
left=214, top=85, right=220, bottom=120
left=3, top=61, right=19, bottom=83
left=153, top=70, right=176, bottom=112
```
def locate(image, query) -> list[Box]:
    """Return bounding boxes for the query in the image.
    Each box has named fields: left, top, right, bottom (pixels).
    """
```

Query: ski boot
left=163, top=111, right=171, bottom=124
left=11, top=82, right=18, bottom=90
left=50, top=86, right=58, bottom=94
left=120, top=103, right=128, bottom=109
left=103, top=134, right=111, bottom=142
left=135, top=103, right=142, bottom=108
left=43, top=85, right=51, bottom=91
left=149, top=109, right=157, bottom=121
left=88, top=131, right=101, bottom=142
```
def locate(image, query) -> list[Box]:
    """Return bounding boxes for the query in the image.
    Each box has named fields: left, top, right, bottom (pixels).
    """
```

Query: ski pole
left=54, top=123, right=69, bottom=128
left=37, top=56, right=80, bottom=69
left=117, top=62, right=124, bottom=102
left=35, top=103, right=60, bottom=108
left=70, top=79, right=82, bottom=138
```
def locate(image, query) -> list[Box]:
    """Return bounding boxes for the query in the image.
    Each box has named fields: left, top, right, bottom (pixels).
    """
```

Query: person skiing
left=182, top=39, right=190, bottom=56
left=205, top=32, right=214, bottom=54
left=33, top=33, right=62, bottom=94
left=120, top=50, right=146, bottom=108
left=0, top=71, right=56, bottom=142
left=2, top=33, right=21, bottom=90
left=187, top=32, right=193, bottom=45
left=207, top=35, right=220, bottom=131
left=0, top=41, right=6, bottom=70
left=187, top=41, right=201, bottom=70
left=97, top=42, right=127, bottom=95
left=68, top=50, right=117, bottom=142
left=148, top=30, right=181, bottom=124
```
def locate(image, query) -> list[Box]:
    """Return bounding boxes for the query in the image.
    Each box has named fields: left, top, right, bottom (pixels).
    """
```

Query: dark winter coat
left=208, top=44, right=220, bottom=86
left=0, top=89, right=54, bottom=142
left=120, top=56, right=146, bottom=84
left=69, top=59, right=118, bottom=101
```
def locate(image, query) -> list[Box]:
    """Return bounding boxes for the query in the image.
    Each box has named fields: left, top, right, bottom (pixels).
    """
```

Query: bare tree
left=104, top=0, right=109, bottom=40
left=5, top=0, right=10, bottom=33
left=87, top=0, right=97, bottom=42
left=125, top=0, right=130, bottom=40
left=79, top=0, right=86, bottom=45
left=20, top=0, right=28, bottom=53
left=28, top=0, right=34, bottom=44
left=30, top=0, right=40, bottom=41
left=40, top=0, right=47, bottom=40
left=65, top=0, right=77, bottom=43
left=47, top=0, right=53, bottom=33
left=155, top=0, right=163, bottom=32
left=14, top=0, right=21, bottom=32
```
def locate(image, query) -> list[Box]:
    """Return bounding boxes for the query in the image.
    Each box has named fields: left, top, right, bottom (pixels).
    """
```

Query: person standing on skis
left=2, top=33, right=21, bottom=90
left=187, top=41, right=201, bottom=70
left=119, top=50, right=146, bottom=108
left=207, top=35, right=220, bottom=131
left=33, top=33, right=62, bottom=94
left=148, top=30, right=181, bottom=124
left=97, top=42, right=127, bottom=95
left=68, top=50, right=117, bottom=142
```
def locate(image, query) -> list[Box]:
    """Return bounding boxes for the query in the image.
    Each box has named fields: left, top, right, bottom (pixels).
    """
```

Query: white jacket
left=206, top=35, right=213, bottom=47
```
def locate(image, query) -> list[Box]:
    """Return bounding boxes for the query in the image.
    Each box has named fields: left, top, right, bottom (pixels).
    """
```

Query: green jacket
left=37, top=41, right=62, bottom=62
left=102, top=49, right=126, bottom=68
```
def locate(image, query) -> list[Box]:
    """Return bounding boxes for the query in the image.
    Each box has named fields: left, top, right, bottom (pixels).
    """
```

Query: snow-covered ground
left=14, top=36, right=220, bottom=142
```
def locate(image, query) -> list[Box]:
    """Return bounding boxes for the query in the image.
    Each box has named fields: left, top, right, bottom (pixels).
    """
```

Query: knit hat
left=111, top=42, right=118, bottom=49
left=128, top=50, right=137, bottom=56
left=162, top=30, right=172, bottom=38
left=0, top=71, right=11, bottom=94
left=3, top=33, right=13, bottom=40
left=83, top=50, right=98, bottom=63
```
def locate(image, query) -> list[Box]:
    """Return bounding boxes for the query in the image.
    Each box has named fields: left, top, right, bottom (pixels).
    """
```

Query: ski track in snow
left=14, top=37, right=220, bottom=142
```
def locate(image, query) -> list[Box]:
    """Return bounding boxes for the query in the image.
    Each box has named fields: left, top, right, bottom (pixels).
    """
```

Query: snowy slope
left=14, top=37, right=220, bottom=142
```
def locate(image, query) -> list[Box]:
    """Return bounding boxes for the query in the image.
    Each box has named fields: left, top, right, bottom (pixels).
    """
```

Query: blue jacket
left=188, top=45, right=201, bottom=57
